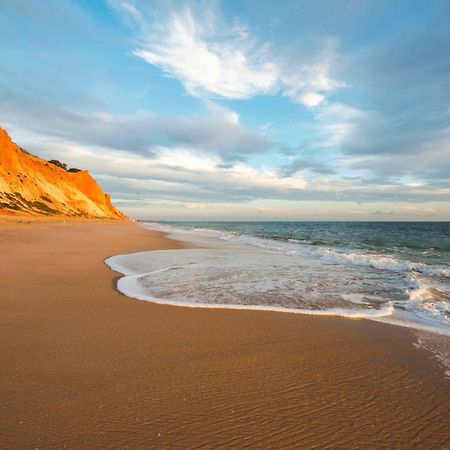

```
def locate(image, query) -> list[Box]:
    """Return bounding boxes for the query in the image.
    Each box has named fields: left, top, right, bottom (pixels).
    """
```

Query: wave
left=403, top=275, right=450, bottom=327
left=106, top=254, right=450, bottom=337
left=105, top=255, right=395, bottom=320
left=300, top=246, right=450, bottom=278
left=215, top=232, right=450, bottom=278
left=133, top=223, right=450, bottom=334
left=148, top=222, right=450, bottom=280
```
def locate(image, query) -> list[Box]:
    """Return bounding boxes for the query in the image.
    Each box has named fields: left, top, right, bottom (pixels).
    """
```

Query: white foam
left=236, top=233, right=450, bottom=277
left=106, top=223, right=450, bottom=337
left=105, top=223, right=450, bottom=381
left=106, top=251, right=450, bottom=337
left=106, top=257, right=395, bottom=320
left=304, top=247, right=450, bottom=277
left=373, top=310, right=450, bottom=336
left=414, top=332, right=450, bottom=378
left=402, top=274, right=450, bottom=328
left=148, top=223, right=450, bottom=278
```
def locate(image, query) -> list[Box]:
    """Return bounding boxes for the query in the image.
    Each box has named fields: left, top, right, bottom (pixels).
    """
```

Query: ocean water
left=106, top=221, right=450, bottom=374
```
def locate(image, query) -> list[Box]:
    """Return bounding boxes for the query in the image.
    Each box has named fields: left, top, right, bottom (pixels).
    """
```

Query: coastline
left=1, top=219, right=449, bottom=448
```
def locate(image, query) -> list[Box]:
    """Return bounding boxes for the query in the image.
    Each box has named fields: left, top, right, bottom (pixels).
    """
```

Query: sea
left=106, top=221, right=450, bottom=375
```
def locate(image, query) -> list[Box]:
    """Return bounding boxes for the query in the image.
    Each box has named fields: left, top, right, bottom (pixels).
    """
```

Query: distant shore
left=1, top=218, right=449, bottom=448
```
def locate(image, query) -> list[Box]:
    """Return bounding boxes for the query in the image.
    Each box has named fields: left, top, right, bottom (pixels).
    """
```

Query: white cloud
left=0, top=90, right=271, bottom=159
left=133, top=5, right=278, bottom=99
left=153, top=146, right=220, bottom=172
left=135, top=146, right=307, bottom=192
left=11, top=127, right=450, bottom=222
left=115, top=2, right=344, bottom=107
left=15, top=129, right=306, bottom=196
left=229, top=162, right=307, bottom=190
left=280, top=38, right=346, bottom=106
left=185, top=202, right=210, bottom=209
left=313, top=102, right=370, bottom=148
left=297, top=92, right=325, bottom=107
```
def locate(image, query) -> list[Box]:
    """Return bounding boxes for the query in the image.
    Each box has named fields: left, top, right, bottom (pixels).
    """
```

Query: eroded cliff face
left=0, top=128, right=125, bottom=219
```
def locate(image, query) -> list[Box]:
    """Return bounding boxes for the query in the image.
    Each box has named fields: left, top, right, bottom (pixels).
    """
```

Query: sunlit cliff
left=0, top=128, right=125, bottom=219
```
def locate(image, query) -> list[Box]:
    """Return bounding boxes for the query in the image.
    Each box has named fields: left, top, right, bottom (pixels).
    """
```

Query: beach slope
left=1, top=220, right=449, bottom=448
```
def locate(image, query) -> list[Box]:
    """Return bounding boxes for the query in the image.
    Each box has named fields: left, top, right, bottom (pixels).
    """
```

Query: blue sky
left=1, top=0, right=449, bottom=220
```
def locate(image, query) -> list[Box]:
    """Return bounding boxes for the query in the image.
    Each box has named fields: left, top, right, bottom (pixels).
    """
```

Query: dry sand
left=1, top=219, right=449, bottom=448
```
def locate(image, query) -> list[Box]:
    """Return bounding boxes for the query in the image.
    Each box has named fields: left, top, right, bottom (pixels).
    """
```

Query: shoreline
left=108, top=223, right=450, bottom=338
left=2, top=219, right=449, bottom=448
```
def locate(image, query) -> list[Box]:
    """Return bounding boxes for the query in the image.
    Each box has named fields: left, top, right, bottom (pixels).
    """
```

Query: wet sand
left=1, top=219, right=449, bottom=448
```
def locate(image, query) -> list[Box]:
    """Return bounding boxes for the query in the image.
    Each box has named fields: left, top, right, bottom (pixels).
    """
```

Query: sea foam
left=106, top=251, right=395, bottom=320
left=106, top=222, right=450, bottom=377
left=106, top=245, right=449, bottom=335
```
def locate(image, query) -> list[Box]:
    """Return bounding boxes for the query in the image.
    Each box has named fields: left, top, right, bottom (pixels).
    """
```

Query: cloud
left=278, top=101, right=370, bottom=177
left=112, top=1, right=344, bottom=107
left=279, top=37, right=346, bottom=106
left=313, top=102, right=370, bottom=149
left=330, top=7, right=450, bottom=185
left=280, top=156, right=336, bottom=177
left=13, top=128, right=447, bottom=208
left=14, top=134, right=308, bottom=203
left=132, top=5, right=278, bottom=99
left=347, top=127, right=450, bottom=184
left=0, top=88, right=273, bottom=161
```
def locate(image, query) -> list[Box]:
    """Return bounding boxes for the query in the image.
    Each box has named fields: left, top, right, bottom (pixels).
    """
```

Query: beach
left=1, top=219, right=449, bottom=448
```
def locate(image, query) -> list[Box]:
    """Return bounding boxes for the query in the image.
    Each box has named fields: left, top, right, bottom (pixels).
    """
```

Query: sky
left=0, top=0, right=449, bottom=220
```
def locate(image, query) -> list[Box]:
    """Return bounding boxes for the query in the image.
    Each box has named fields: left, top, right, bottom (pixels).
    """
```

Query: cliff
left=0, top=128, right=125, bottom=219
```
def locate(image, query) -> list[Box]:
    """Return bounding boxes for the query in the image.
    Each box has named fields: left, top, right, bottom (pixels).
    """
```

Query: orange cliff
left=0, top=127, right=126, bottom=219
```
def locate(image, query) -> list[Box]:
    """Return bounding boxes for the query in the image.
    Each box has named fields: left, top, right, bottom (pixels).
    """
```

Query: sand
left=1, top=219, right=449, bottom=448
